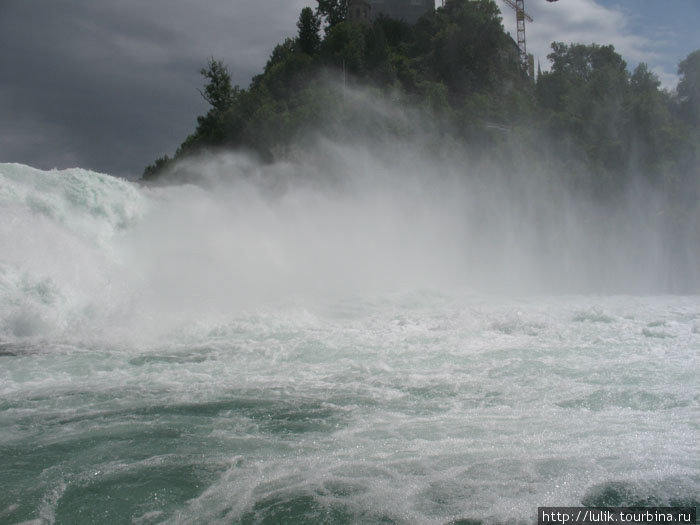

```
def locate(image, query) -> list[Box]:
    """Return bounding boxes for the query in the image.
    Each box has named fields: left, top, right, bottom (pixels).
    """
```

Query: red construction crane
left=500, top=0, right=559, bottom=73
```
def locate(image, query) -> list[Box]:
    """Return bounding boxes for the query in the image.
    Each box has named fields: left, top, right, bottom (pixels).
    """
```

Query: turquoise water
left=1, top=294, right=699, bottom=524
left=1, top=163, right=698, bottom=523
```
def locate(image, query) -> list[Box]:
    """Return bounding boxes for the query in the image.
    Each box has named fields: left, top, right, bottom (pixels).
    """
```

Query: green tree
left=198, top=58, right=235, bottom=113
left=630, top=62, right=660, bottom=93
left=297, top=7, right=321, bottom=56
left=627, top=63, right=675, bottom=182
left=427, top=0, right=517, bottom=98
left=316, top=0, right=347, bottom=33
left=190, top=58, right=240, bottom=148
left=320, top=21, right=366, bottom=73
left=536, top=43, right=631, bottom=188
left=142, top=155, right=171, bottom=180
left=266, top=38, right=297, bottom=72
left=673, top=50, right=700, bottom=201
left=677, top=50, right=700, bottom=127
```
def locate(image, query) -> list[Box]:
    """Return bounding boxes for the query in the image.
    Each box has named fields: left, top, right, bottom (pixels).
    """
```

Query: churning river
left=1, top=162, right=698, bottom=524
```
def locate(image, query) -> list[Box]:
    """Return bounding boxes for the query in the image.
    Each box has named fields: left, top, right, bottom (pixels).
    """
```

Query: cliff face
left=368, top=0, right=434, bottom=24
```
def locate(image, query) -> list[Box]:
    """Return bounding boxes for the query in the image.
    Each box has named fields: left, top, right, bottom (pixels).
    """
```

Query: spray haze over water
left=2, top=127, right=698, bottom=341
left=1, top=91, right=699, bottom=523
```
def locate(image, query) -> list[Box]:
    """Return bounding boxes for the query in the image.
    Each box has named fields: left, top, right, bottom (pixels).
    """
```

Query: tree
left=192, top=58, right=240, bottom=147
left=677, top=50, right=700, bottom=127
left=320, top=20, right=366, bottom=73
left=428, top=0, right=509, bottom=96
left=266, top=38, right=297, bottom=72
left=297, top=7, right=321, bottom=56
left=630, top=62, right=660, bottom=93
left=536, top=43, right=631, bottom=191
left=198, top=58, right=235, bottom=113
left=627, top=63, right=675, bottom=182
left=142, top=155, right=171, bottom=180
left=316, top=0, right=347, bottom=33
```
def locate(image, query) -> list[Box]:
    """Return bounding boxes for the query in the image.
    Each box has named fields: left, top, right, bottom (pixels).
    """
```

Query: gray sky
left=0, top=0, right=309, bottom=177
left=1, top=0, right=698, bottom=178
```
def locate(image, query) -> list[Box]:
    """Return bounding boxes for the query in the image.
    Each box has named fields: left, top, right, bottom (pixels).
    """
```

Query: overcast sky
left=1, top=0, right=698, bottom=178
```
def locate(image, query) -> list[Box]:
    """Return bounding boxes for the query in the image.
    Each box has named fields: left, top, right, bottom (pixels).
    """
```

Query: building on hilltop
left=350, top=0, right=434, bottom=25
left=347, top=0, right=372, bottom=23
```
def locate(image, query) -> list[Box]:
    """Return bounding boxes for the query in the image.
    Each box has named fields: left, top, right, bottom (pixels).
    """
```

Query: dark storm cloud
left=0, top=0, right=309, bottom=176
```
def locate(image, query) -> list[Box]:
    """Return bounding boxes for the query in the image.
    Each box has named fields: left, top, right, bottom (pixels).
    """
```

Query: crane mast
left=443, top=0, right=560, bottom=74
left=501, top=0, right=533, bottom=71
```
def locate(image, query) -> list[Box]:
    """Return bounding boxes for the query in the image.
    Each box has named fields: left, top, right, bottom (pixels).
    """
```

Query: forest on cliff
left=143, top=0, right=699, bottom=207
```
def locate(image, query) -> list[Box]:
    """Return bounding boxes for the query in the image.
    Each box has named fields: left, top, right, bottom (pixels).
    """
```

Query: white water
left=0, top=160, right=698, bottom=524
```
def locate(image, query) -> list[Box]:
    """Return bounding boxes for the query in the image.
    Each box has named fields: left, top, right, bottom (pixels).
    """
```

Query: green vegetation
left=536, top=42, right=697, bottom=196
left=143, top=0, right=699, bottom=202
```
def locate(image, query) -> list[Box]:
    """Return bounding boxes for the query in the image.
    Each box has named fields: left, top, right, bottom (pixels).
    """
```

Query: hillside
left=143, top=0, right=699, bottom=203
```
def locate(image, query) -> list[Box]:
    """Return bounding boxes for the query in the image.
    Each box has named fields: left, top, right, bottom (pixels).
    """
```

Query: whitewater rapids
left=0, top=162, right=698, bottom=524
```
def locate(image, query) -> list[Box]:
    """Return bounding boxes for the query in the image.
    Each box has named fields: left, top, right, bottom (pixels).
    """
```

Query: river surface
left=2, top=294, right=699, bottom=524
left=1, top=163, right=698, bottom=524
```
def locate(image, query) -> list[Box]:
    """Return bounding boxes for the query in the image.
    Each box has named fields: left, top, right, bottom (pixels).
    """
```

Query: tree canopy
left=143, top=0, right=699, bottom=204
left=677, top=50, right=700, bottom=128
left=297, top=7, right=322, bottom=55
